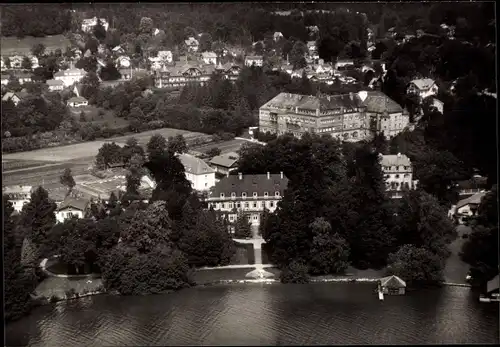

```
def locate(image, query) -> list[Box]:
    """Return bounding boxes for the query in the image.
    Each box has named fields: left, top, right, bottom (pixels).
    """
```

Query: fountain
left=245, top=235, right=275, bottom=282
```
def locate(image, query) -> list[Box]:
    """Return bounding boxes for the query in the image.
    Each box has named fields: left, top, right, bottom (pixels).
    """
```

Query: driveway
left=443, top=225, right=472, bottom=284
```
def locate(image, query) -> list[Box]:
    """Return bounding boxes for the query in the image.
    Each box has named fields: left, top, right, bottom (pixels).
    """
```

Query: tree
left=93, top=19, right=107, bottom=42
left=206, top=147, right=221, bottom=158
left=21, top=57, right=32, bottom=70
left=309, top=217, right=350, bottom=275
left=59, top=168, right=76, bottom=192
left=122, top=154, right=144, bottom=204
left=57, top=218, right=98, bottom=274
left=167, top=134, right=187, bottom=154
left=121, top=137, right=145, bottom=166
left=31, top=43, right=46, bottom=58
left=4, top=56, right=11, bottom=69
left=19, top=187, right=57, bottom=261
left=146, top=133, right=167, bottom=160
left=289, top=40, right=308, bottom=69
left=139, top=17, right=154, bottom=35
left=95, top=142, right=123, bottom=169
left=280, top=260, right=310, bottom=284
left=234, top=212, right=252, bottom=238
left=99, top=61, right=121, bottom=81
left=386, top=244, right=444, bottom=287
left=199, top=33, right=213, bottom=52
left=79, top=111, right=87, bottom=122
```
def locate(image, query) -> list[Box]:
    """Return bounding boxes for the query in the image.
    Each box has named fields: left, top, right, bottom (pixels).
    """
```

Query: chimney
left=267, top=172, right=270, bottom=179
left=280, top=171, right=284, bottom=179
left=238, top=172, right=243, bottom=180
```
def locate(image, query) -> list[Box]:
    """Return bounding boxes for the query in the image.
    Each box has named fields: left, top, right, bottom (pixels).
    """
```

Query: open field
left=2, top=159, right=57, bottom=171
left=1, top=34, right=70, bottom=56
left=70, top=106, right=130, bottom=129
left=194, top=139, right=247, bottom=154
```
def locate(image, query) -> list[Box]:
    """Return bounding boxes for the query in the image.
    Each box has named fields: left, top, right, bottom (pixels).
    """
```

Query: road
left=443, top=225, right=471, bottom=284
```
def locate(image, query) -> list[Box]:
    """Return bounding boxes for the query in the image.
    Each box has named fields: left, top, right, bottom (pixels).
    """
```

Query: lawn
left=1, top=34, right=70, bottom=56
left=2, top=159, right=56, bottom=171
left=71, top=106, right=130, bottom=129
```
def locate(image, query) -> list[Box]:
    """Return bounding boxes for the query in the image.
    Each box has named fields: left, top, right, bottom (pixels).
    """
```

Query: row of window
left=220, top=191, right=280, bottom=198
left=384, top=174, right=411, bottom=179
left=213, top=200, right=276, bottom=209
left=382, top=166, right=411, bottom=171
left=227, top=214, right=259, bottom=222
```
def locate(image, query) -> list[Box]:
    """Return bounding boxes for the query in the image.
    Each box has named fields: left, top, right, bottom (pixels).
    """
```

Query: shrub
left=280, top=261, right=310, bottom=284
left=49, top=295, right=59, bottom=303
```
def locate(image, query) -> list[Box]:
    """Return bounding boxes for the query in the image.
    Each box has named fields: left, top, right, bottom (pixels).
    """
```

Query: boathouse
left=379, top=275, right=406, bottom=295
left=486, top=275, right=499, bottom=296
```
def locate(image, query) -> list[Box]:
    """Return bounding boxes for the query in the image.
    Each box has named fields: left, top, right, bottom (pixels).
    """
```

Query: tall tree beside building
left=198, top=33, right=213, bottom=52
left=20, top=187, right=57, bottom=246
left=95, top=142, right=123, bottom=169
left=234, top=212, right=252, bottom=238
left=99, top=61, right=122, bottom=81
left=123, top=154, right=144, bottom=204
left=121, top=137, right=145, bottom=166
left=59, top=168, right=76, bottom=193
left=289, top=40, right=308, bottom=69
left=167, top=134, right=188, bottom=154
left=21, top=57, right=32, bottom=70
left=93, top=19, right=107, bottom=42
left=146, top=133, right=167, bottom=160
left=31, top=43, right=46, bottom=58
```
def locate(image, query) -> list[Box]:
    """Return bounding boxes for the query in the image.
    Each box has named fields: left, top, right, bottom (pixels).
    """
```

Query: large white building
left=54, top=68, right=86, bottom=87
left=207, top=172, right=288, bottom=232
left=177, top=153, right=216, bottom=191
left=3, top=185, right=33, bottom=212
left=380, top=153, right=418, bottom=198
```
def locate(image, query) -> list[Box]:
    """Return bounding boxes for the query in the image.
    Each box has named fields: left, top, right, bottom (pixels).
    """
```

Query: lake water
left=5, top=283, right=499, bottom=346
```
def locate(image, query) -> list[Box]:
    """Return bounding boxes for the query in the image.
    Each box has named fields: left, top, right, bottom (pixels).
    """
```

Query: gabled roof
left=209, top=173, right=288, bottom=198
left=246, top=55, right=263, bottom=60
left=68, top=96, right=88, bottom=103
left=2, top=91, right=29, bottom=101
left=487, top=275, right=499, bottom=293
left=46, top=79, right=64, bottom=86
left=362, top=91, right=404, bottom=113
left=202, top=51, right=217, bottom=58
left=380, top=154, right=411, bottom=167
left=260, top=92, right=364, bottom=112
left=380, top=275, right=406, bottom=288
left=456, top=191, right=487, bottom=209
left=177, top=153, right=215, bottom=175
left=410, top=78, right=436, bottom=91
left=57, top=196, right=90, bottom=211
left=209, top=152, right=239, bottom=168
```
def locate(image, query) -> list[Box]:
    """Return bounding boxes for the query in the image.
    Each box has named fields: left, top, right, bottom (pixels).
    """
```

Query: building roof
left=261, top=92, right=364, bottom=112
left=2, top=91, right=29, bottom=101
left=246, top=55, right=263, bottom=60
left=487, top=275, right=499, bottom=293
left=362, top=91, right=404, bottom=113
left=209, top=173, right=289, bottom=198
left=209, top=152, right=239, bottom=168
left=202, top=51, right=217, bottom=58
left=380, top=154, right=411, bottom=167
left=456, top=191, right=487, bottom=209
left=46, top=79, right=64, bottom=86
left=3, top=185, right=33, bottom=195
left=68, top=96, right=88, bottom=103
left=177, top=153, right=215, bottom=175
left=57, top=196, right=90, bottom=211
left=410, top=78, right=436, bottom=91
left=380, top=275, right=406, bottom=288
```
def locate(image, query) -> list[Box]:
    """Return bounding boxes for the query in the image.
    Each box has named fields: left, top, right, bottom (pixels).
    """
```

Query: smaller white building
left=81, top=17, right=109, bottom=33
left=30, top=56, right=39, bottom=69
left=67, top=96, right=88, bottom=108
left=157, top=51, right=173, bottom=63
left=335, top=59, right=354, bottom=70
left=177, top=153, right=216, bottom=191
left=453, top=191, right=487, bottom=224
left=407, top=78, right=438, bottom=100
left=185, top=37, right=199, bottom=52
left=3, top=185, right=33, bottom=212
left=202, top=51, right=217, bottom=65
left=274, top=32, right=284, bottom=41
left=46, top=79, right=65, bottom=92
left=245, top=55, right=263, bottom=67
left=380, top=153, right=418, bottom=199
left=2, top=91, right=29, bottom=106
left=116, top=56, right=131, bottom=68
left=54, top=68, right=86, bottom=87
left=55, top=196, right=90, bottom=223
left=9, top=55, right=24, bottom=69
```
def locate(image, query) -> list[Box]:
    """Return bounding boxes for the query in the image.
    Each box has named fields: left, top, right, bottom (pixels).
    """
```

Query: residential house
left=46, top=79, right=65, bottom=92
left=379, top=275, right=406, bottom=295
left=112, top=45, right=125, bottom=55
left=116, top=55, right=131, bottom=68
left=54, top=68, right=86, bottom=87
left=185, top=37, right=199, bottom=52
left=202, top=51, right=217, bottom=65
left=209, top=152, right=239, bottom=176
left=259, top=90, right=409, bottom=141
left=245, top=55, right=263, bottom=67
left=2, top=91, right=29, bottom=106
left=2, top=185, right=33, bottom=212
left=207, top=172, right=289, bottom=232
left=215, top=63, right=242, bottom=81
left=453, top=191, right=487, bottom=224
left=1, top=73, right=9, bottom=86
left=335, top=59, right=355, bottom=70
left=307, top=41, right=318, bottom=57
left=67, top=96, right=88, bottom=108
left=407, top=78, right=438, bottom=100
left=10, top=71, right=33, bottom=84
left=157, top=51, right=173, bottom=64
left=30, top=56, right=39, bottom=69
left=154, top=63, right=216, bottom=89
left=55, top=196, right=91, bottom=223
left=456, top=175, right=488, bottom=197
left=81, top=17, right=109, bottom=33
left=380, top=153, right=418, bottom=199
left=9, top=55, right=23, bottom=69
left=274, top=32, right=284, bottom=41
left=177, top=153, right=216, bottom=191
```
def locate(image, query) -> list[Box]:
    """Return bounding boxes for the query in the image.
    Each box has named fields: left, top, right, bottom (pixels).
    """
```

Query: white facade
left=407, top=78, right=438, bottom=100
left=10, top=55, right=23, bottom=68
left=54, top=68, right=86, bottom=87
left=81, top=17, right=109, bottom=33
left=56, top=207, right=85, bottom=224
left=46, top=79, right=65, bottom=91
left=3, top=185, right=32, bottom=212
left=202, top=52, right=217, bottom=65
left=245, top=56, right=263, bottom=67
left=185, top=170, right=216, bottom=191
left=157, top=51, right=173, bottom=63
left=177, top=153, right=216, bottom=191
left=116, top=56, right=131, bottom=68
left=380, top=153, right=418, bottom=198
